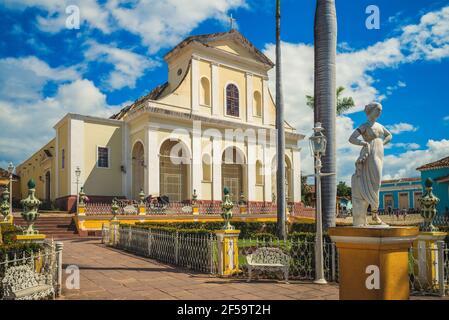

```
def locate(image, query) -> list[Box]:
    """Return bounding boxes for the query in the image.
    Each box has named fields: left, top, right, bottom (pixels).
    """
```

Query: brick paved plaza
left=59, top=239, right=339, bottom=300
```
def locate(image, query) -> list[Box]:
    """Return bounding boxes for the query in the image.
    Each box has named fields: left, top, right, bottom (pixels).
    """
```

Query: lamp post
left=75, top=166, right=81, bottom=213
left=309, top=122, right=334, bottom=284
left=7, top=162, right=15, bottom=215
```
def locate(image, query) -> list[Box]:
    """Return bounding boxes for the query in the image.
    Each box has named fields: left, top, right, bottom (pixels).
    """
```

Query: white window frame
left=96, top=145, right=111, bottom=169
left=223, top=81, right=241, bottom=119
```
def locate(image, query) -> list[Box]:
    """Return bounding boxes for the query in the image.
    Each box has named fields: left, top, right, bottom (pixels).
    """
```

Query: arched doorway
left=271, top=155, right=293, bottom=202
left=45, top=171, right=51, bottom=202
left=132, top=141, right=145, bottom=199
left=159, top=139, right=191, bottom=202
left=221, top=147, right=246, bottom=202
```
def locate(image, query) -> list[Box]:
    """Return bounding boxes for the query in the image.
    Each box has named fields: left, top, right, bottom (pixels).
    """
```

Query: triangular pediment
left=164, top=29, right=274, bottom=67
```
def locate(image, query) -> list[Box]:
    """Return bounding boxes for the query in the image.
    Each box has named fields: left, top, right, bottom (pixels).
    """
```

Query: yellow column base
left=14, top=234, right=47, bottom=243
left=77, top=205, right=86, bottom=216
left=239, top=206, right=247, bottom=214
left=138, top=205, right=146, bottom=215
left=215, top=229, right=241, bottom=276
left=329, top=226, right=419, bottom=300
left=192, top=205, right=199, bottom=215
left=412, top=231, right=447, bottom=291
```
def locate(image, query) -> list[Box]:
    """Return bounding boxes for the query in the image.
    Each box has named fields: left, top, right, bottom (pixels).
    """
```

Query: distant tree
left=337, top=181, right=351, bottom=197
left=301, top=176, right=313, bottom=206
left=306, top=86, right=355, bottom=116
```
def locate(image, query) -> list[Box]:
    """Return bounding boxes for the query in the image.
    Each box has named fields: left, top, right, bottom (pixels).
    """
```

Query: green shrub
left=0, top=224, right=21, bottom=245
left=251, top=232, right=278, bottom=241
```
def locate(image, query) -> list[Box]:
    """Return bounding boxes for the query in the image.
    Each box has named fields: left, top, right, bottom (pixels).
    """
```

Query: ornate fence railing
left=237, top=238, right=338, bottom=282
left=409, top=241, right=448, bottom=297
left=0, top=240, right=63, bottom=300
left=103, top=225, right=218, bottom=274
left=87, top=200, right=313, bottom=216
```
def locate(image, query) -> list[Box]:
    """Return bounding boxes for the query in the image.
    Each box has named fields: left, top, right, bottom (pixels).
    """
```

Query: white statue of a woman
left=349, top=102, right=392, bottom=226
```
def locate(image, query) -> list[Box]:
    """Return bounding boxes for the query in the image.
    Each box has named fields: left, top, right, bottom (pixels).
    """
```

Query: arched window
left=200, top=77, right=210, bottom=106
left=253, top=91, right=262, bottom=117
left=226, top=84, right=239, bottom=117
left=202, top=154, right=212, bottom=182
left=255, top=160, right=263, bottom=185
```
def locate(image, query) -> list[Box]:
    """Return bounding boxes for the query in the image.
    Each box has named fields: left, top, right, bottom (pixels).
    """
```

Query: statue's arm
left=383, top=126, right=392, bottom=145
left=349, top=129, right=368, bottom=147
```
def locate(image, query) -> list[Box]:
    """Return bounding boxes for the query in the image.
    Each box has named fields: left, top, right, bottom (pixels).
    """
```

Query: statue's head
left=364, top=102, right=382, bottom=122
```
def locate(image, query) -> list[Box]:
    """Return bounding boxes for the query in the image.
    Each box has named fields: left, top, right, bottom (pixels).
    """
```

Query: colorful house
left=379, top=177, right=422, bottom=211
left=417, top=156, right=449, bottom=214
left=16, top=30, right=304, bottom=212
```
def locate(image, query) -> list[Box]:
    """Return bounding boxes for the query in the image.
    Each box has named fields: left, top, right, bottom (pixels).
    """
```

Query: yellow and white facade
left=16, top=30, right=304, bottom=212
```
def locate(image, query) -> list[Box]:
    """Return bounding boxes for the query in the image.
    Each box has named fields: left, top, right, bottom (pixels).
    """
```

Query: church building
left=16, top=30, right=304, bottom=212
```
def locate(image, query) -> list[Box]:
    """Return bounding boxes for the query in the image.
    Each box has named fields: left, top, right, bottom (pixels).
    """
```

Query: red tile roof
left=416, top=156, right=449, bottom=171
left=381, top=177, right=421, bottom=184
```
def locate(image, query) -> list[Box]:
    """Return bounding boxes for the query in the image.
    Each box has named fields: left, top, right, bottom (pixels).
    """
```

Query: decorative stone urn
left=20, top=179, right=42, bottom=235
left=221, top=187, right=234, bottom=230
left=1, top=188, right=11, bottom=222
left=111, top=198, right=119, bottom=221
left=138, top=189, right=145, bottom=206
left=419, top=178, right=440, bottom=232
left=79, top=186, right=87, bottom=205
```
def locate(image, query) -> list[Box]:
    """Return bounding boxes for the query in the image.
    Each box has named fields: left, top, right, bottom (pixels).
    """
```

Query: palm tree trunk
left=314, top=0, right=337, bottom=229
left=276, top=0, right=286, bottom=240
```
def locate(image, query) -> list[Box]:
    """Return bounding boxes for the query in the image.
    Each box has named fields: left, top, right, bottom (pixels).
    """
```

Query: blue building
left=379, top=177, right=422, bottom=211
left=417, top=156, right=449, bottom=215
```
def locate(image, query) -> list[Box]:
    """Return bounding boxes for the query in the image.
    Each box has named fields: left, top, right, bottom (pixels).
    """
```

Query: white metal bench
left=246, top=247, right=290, bottom=283
left=2, top=264, right=54, bottom=300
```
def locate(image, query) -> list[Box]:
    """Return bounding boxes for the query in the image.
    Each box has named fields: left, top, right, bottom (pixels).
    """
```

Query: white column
left=247, top=142, right=256, bottom=201
left=262, top=78, right=270, bottom=126
left=69, top=118, right=84, bottom=195
left=246, top=72, right=253, bottom=123
left=123, top=123, right=131, bottom=198
left=292, top=147, right=302, bottom=202
left=54, top=129, right=59, bottom=199
left=146, top=126, right=160, bottom=196
left=212, top=138, right=222, bottom=201
left=191, top=55, right=200, bottom=114
left=211, top=62, right=219, bottom=116
left=191, top=131, right=202, bottom=199
left=264, top=145, right=273, bottom=201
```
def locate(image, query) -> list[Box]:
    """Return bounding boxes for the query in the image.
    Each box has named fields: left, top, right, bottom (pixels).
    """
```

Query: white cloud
left=263, top=5, right=449, bottom=183
left=84, top=41, right=160, bottom=90
left=383, top=139, right=449, bottom=180
left=444, top=115, right=449, bottom=121
left=2, top=0, right=247, bottom=53
left=2, top=0, right=111, bottom=33
left=386, top=123, right=419, bottom=134
left=0, top=56, right=121, bottom=166
left=386, top=142, right=420, bottom=150
left=0, top=56, right=79, bottom=101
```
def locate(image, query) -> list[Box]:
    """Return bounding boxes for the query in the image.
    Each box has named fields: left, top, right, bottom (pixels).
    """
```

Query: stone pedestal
left=215, top=229, right=241, bottom=276
left=192, top=204, right=199, bottom=215
left=0, top=214, right=13, bottom=225
left=239, top=205, right=247, bottom=214
left=77, top=203, right=86, bottom=216
left=138, top=204, right=146, bottom=215
left=109, top=220, right=120, bottom=246
left=329, top=226, right=418, bottom=300
left=412, top=231, right=447, bottom=291
left=14, top=234, right=46, bottom=243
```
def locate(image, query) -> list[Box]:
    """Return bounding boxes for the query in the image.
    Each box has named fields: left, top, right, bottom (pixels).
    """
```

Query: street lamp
left=7, top=162, right=15, bottom=215
left=75, top=166, right=81, bottom=212
left=309, top=122, right=333, bottom=285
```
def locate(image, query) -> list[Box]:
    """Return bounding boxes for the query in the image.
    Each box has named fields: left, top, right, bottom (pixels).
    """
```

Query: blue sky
left=0, top=0, right=448, bottom=183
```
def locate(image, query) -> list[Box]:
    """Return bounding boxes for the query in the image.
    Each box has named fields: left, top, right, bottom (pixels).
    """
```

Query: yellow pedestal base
left=329, top=226, right=418, bottom=300
left=14, top=234, right=46, bottom=243
left=138, top=205, right=146, bottom=215
left=215, top=229, right=241, bottom=276
left=192, top=205, right=199, bottom=215
left=412, top=231, right=447, bottom=291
